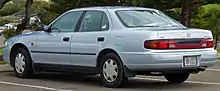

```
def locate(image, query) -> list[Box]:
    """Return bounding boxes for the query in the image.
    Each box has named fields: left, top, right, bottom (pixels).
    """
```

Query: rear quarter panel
left=105, top=29, right=158, bottom=65
left=107, top=29, right=157, bottom=53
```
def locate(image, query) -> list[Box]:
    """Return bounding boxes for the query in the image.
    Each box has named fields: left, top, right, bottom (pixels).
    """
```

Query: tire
left=164, top=73, right=190, bottom=83
left=12, top=48, right=34, bottom=78
left=100, top=53, right=127, bottom=88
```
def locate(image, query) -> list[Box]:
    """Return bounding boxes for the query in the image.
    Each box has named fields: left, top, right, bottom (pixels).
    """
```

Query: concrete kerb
left=0, top=64, right=13, bottom=72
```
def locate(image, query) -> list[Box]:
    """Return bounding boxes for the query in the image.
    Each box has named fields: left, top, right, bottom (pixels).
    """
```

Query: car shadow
left=5, top=72, right=209, bottom=90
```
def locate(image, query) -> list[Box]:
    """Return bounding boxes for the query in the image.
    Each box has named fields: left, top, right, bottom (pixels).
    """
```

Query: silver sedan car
left=3, top=6, right=217, bottom=87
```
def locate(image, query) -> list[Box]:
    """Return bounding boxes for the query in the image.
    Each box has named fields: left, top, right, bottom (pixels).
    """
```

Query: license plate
left=183, top=56, right=197, bottom=67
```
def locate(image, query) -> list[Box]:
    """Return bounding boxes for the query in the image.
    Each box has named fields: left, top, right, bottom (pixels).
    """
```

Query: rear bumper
left=120, top=49, right=217, bottom=71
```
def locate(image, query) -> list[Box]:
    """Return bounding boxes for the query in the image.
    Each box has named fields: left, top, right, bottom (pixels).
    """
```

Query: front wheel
left=164, top=73, right=190, bottom=83
left=12, top=48, right=34, bottom=78
left=100, top=53, right=127, bottom=88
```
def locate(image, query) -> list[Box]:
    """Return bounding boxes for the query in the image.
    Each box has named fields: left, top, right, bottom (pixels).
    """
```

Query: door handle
left=63, top=37, right=70, bottom=42
left=97, top=37, right=105, bottom=42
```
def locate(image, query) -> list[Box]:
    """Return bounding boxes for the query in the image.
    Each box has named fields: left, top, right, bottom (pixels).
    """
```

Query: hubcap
left=15, top=53, right=25, bottom=74
left=103, top=59, right=118, bottom=82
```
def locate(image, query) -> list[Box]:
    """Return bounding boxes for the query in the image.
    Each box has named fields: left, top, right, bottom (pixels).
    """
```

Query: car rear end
left=123, top=29, right=216, bottom=73
left=113, top=8, right=217, bottom=73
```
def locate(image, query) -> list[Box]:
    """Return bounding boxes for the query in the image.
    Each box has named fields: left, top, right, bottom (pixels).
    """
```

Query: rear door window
left=79, top=11, right=109, bottom=32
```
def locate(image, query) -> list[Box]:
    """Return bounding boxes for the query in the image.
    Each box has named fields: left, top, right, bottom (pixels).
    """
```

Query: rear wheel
left=12, top=48, right=34, bottom=78
left=100, top=53, right=127, bottom=88
left=164, top=73, right=189, bottom=83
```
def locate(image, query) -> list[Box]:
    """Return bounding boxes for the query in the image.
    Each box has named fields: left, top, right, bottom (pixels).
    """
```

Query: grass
left=0, top=47, right=3, bottom=56
left=0, top=61, right=6, bottom=64
left=0, top=47, right=6, bottom=64
left=218, top=49, right=220, bottom=53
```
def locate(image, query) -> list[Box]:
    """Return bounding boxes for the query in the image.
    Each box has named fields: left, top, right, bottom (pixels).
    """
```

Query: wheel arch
left=9, top=43, right=31, bottom=66
left=96, top=48, right=122, bottom=68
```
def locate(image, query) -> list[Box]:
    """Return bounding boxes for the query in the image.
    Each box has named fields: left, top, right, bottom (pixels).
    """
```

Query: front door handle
left=97, top=37, right=105, bottom=42
left=63, top=37, right=70, bottom=42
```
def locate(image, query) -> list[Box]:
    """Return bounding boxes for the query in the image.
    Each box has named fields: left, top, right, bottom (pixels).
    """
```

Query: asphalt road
left=0, top=60, right=219, bottom=91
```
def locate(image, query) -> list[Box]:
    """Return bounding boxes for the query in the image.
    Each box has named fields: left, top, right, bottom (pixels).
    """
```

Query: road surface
left=0, top=60, right=219, bottom=91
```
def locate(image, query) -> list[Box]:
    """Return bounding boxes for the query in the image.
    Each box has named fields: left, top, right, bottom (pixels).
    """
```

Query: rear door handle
left=63, top=37, right=70, bottom=42
left=97, top=37, right=105, bottom=42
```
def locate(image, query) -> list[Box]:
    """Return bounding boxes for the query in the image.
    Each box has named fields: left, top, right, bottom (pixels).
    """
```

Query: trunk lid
left=143, top=28, right=214, bottom=49
left=157, top=28, right=213, bottom=39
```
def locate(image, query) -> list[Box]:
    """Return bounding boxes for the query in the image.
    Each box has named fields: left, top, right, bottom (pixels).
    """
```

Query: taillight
left=144, top=39, right=214, bottom=49
left=201, top=39, right=213, bottom=48
left=144, top=40, right=176, bottom=49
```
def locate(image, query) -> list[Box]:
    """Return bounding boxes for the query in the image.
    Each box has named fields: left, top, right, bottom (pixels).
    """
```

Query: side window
left=50, top=11, right=83, bottom=32
left=101, top=12, right=109, bottom=30
left=79, top=11, right=109, bottom=32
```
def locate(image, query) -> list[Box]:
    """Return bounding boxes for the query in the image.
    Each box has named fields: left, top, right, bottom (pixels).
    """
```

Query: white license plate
left=183, top=56, right=197, bottom=66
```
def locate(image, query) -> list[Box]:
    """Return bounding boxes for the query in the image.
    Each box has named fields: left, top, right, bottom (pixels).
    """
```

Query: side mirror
left=40, top=24, right=50, bottom=32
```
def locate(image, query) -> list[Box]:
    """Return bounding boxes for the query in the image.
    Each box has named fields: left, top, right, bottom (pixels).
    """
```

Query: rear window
left=116, top=10, right=183, bottom=28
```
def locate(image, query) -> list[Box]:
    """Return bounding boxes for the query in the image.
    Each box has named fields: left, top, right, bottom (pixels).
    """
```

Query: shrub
left=0, top=18, right=11, bottom=26
left=29, top=16, right=42, bottom=31
left=36, top=8, right=59, bottom=25
left=2, top=28, right=18, bottom=40
left=0, top=1, right=22, bottom=17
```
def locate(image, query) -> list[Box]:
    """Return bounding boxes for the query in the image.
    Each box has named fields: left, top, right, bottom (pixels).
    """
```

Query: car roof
left=69, top=6, right=155, bottom=12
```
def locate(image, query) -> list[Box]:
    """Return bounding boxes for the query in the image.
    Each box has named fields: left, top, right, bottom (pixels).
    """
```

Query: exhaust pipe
left=199, top=67, right=206, bottom=71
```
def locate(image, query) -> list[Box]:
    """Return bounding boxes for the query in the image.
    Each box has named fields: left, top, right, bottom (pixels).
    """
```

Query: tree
left=0, top=0, right=10, bottom=9
left=180, top=0, right=193, bottom=27
left=49, top=0, right=112, bottom=14
left=191, top=4, right=220, bottom=49
left=17, top=0, right=33, bottom=32
left=133, top=0, right=220, bottom=27
left=75, top=0, right=82, bottom=8
left=180, top=0, right=220, bottom=27
left=49, top=0, right=80, bottom=13
left=0, top=0, right=24, bottom=17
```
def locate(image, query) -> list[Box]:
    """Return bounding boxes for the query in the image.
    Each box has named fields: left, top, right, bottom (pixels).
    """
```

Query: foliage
left=0, top=47, right=3, bottom=56
left=0, top=61, right=6, bottom=64
left=0, top=0, right=220, bottom=33
left=0, top=17, right=11, bottom=26
left=36, top=8, right=59, bottom=25
left=28, top=16, right=43, bottom=31
left=191, top=4, right=220, bottom=35
left=0, top=15, right=21, bottom=25
left=140, top=0, right=182, bottom=10
left=191, top=4, right=220, bottom=48
left=32, top=0, right=59, bottom=24
left=2, top=28, right=18, bottom=40
left=0, top=0, right=11, bottom=9
left=0, top=0, right=25, bottom=16
left=49, top=0, right=79, bottom=14
left=48, top=0, right=183, bottom=21
left=49, top=0, right=107, bottom=14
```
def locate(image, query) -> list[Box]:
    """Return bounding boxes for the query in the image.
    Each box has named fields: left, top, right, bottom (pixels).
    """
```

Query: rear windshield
left=116, top=10, right=183, bottom=28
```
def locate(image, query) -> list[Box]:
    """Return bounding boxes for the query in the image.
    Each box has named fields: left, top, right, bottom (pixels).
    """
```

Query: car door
left=32, top=11, right=83, bottom=65
left=70, top=10, right=110, bottom=67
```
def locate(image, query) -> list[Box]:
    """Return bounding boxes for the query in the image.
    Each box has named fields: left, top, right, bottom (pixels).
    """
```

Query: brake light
left=201, top=39, right=213, bottom=48
left=144, top=40, right=176, bottom=49
left=144, top=39, right=214, bottom=49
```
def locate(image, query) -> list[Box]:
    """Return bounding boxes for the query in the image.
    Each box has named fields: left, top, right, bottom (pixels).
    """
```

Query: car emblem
left=186, top=33, right=191, bottom=38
